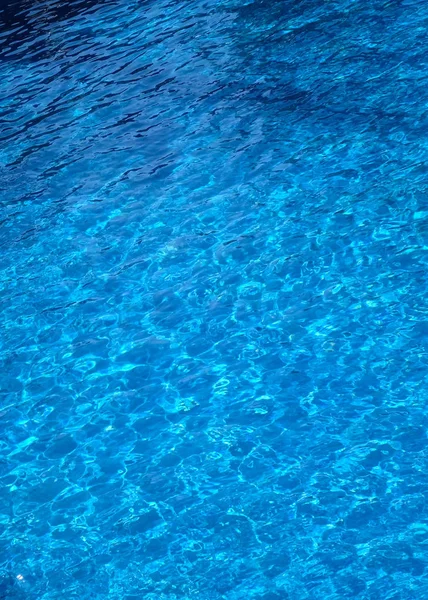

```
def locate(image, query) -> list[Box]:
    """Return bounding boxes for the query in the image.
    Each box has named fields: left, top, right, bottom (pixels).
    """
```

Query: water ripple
left=1, top=0, right=428, bottom=598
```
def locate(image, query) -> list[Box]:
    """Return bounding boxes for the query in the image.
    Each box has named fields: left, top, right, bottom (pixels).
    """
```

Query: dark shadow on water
left=0, top=0, right=114, bottom=62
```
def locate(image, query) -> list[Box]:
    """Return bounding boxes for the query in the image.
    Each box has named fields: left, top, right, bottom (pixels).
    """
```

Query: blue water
left=1, top=0, right=428, bottom=597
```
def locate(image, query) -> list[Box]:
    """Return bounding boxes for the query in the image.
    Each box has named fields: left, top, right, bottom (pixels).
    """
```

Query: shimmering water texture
left=1, top=0, right=428, bottom=598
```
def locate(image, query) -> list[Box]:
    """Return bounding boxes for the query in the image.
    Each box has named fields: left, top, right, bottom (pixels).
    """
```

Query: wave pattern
left=1, top=0, right=428, bottom=598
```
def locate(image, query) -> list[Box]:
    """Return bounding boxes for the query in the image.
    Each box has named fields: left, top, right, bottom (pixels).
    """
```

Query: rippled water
left=1, top=0, right=428, bottom=597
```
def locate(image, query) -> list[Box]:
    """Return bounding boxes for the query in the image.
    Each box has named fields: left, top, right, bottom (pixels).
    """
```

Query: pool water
left=1, top=0, right=428, bottom=597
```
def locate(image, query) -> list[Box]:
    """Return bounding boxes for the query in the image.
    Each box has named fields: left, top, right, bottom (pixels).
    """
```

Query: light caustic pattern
left=1, top=0, right=428, bottom=598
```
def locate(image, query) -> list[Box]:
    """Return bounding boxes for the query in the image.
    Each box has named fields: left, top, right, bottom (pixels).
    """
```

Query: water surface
left=1, top=0, right=428, bottom=598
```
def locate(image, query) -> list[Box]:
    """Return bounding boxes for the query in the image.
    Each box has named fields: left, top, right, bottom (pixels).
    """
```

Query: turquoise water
left=1, top=0, right=428, bottom=598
